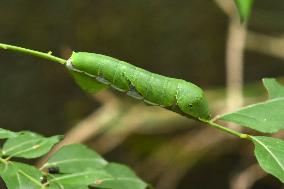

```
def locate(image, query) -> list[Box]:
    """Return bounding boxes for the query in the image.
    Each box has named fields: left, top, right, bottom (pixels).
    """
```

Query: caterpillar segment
left=67, top=52, right=211, bottom=120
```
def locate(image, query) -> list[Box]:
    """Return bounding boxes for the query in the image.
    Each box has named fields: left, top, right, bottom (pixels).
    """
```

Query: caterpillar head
left=177, top=81, right=211, bottom=120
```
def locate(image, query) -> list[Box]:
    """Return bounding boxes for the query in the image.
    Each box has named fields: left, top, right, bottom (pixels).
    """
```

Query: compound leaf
left=0, top=137, right=148, bottom=189
left=44, top=144, right=148, bottom=189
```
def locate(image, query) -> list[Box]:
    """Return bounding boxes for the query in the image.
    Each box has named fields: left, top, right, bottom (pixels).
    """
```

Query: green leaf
left=48, top=183, right=89, bottom=189
left=44, top=144, right=148, bottom=189
left=48, top=169, right=111, bottom=186
left=263, top=78, right=284, bottom=99
left=91, top=163, right=148, bottom=189
left=70, top=70, right=107, bottom=93
left=219, top=78, right=284, bottom=133
left=42, top=144, right=108, bottom=173
left=1, top=162, right=43, bottom=189
left=0, top=162, right=6, bottom=174
left=0, top=128, right=18, bottom=139
left=2, top=132, right=62, bottom=159
left=234, top=0, right=254, bottom=22
left=251, top=136, right=284, bottom=183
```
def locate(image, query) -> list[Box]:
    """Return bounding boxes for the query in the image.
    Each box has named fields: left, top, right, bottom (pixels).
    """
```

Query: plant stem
left=0, top=43, right=66, bottom=65
left=199, top=118, right=250, bottom=139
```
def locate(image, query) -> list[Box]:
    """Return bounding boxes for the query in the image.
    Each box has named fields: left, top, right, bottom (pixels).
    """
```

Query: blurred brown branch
left=246, top=31, right=284, bottom=60
left=225, top=17, right=246, bottom=114
left=92, top=104, right=190, bottom=154
left=230, top=164, right=266, bottom=189
left=215, top=0, right=284, bottom=61
left=214, top=0, right=246, bottom=133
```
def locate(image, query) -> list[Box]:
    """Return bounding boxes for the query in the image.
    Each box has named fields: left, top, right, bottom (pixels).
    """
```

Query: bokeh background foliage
left=1, top=0, right=284, bottom=188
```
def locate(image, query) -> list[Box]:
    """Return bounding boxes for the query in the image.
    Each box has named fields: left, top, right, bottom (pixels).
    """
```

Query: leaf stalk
left=0, top=43, right=66, bottom=65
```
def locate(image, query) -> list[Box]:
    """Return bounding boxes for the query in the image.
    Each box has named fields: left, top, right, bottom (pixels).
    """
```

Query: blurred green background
left=1, top=0, right=284, bottom=188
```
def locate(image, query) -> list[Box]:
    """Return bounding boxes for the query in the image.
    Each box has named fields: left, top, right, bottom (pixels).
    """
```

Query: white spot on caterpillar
left=175, top=83, right=180, bottom=106
left=66, top=58, right=73, bottom=69
left=96, top=76, right=111, bottom=85
left=111, top=85, right=127, bottom=92
left=66, top=57, right=113, bottom=87
left=66, top=58, right=83, bottom=73
left=67, top=58, right=103, bottom=81
left=143, top=99, right=159, bottom=106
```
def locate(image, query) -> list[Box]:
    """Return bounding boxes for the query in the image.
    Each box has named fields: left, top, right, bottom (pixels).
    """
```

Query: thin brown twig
left=246, top=31, right=284, bottom=60
left=214, top=0, right=247, bottom=132
left=230, top=164, right=266, bottom=189
left=136, top=127, right=236, bottom=189
left=92, top=104, right=190, bottom=154
left=225, top=16, right=246, bottom=114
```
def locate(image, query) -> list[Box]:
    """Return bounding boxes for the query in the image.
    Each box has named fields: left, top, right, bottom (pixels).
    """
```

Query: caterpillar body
left=67, top=52, right=211, bottom=120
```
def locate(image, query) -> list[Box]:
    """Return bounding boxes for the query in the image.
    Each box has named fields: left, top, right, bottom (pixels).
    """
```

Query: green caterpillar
left=67, top=52, right=211, bottom=120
